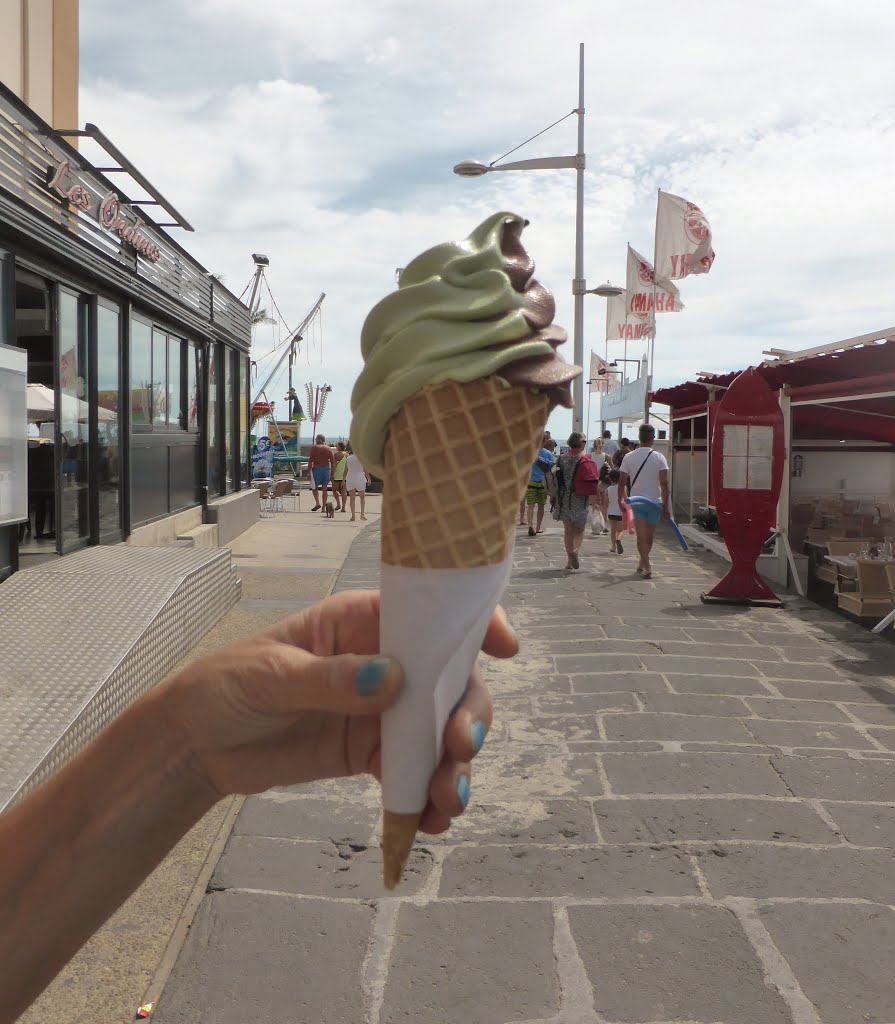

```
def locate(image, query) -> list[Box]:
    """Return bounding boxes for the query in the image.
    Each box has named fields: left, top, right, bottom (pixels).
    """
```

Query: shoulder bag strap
left=630, top=449, right=654, bottom=490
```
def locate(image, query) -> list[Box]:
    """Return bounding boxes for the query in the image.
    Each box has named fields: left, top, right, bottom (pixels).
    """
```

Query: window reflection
left=224, top=349, right=233, bottom=492
left=130, top=317, right=152, bottom=427
left=152, top=329, right=167, bottom=427
left=96, top=302, right=120, bottom=538
left=187, top=341, right=200, bottom=432
left=207, top=343, right=218, bottom=492
left=58, top=290, right=90, bottom=546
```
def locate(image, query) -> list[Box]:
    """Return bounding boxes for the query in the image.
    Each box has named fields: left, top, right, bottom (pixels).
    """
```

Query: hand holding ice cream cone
left=350, top=212, right=581, bottom=887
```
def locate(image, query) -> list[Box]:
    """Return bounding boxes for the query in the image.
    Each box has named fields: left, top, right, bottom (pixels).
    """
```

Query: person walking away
left=521, top=431, right=551, bottom=526
left=555, top=432, right=598, bottom=571
left=525, top=435, right=554, bottom=536
left=612, top=437, right=632, bottom=469
left=606, top=468, right=626, bottom=554
left=602, top=430, right=619, bottom=462
left=309, top=434, right=336, bottom=512
left=618, top=423, right=669, bottom=578
left=333, top=442, right=348, bottom=511
left=591, top=438, right=612, bottom=533
left=344, top=448, right=372, bottom=521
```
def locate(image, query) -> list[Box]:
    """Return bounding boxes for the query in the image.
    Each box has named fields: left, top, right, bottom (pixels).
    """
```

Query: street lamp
left=604, top=358, right=642, bottom=382
left=454, top=43, right=589, bottom=432
left=584, top=377, right=613, bottom=444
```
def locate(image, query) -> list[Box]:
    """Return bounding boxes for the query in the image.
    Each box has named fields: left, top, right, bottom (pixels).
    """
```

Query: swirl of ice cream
left=350, top=211, right=579, bottom=475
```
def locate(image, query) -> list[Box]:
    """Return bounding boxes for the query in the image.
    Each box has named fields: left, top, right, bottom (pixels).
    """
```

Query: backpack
left=572, top=455, right=601, bottom=496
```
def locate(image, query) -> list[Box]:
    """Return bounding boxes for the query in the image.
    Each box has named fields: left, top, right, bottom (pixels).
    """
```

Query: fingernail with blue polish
left=471, top=720, right=488, bottom=755
left=355, top=658, right=391, bottom=696
left=456, top=774, right=471, bottom=810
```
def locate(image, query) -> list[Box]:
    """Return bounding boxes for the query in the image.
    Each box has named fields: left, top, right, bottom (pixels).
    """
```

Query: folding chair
left=256, top=481, right=274, bottom=517
left=816, top=539, right=855, bottom=586
left=273, top=476, right=299, bottom=512
left=838, top=560, right=892, bottom=618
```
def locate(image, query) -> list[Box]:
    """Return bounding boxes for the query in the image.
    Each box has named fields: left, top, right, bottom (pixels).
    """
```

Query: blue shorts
left=311, top=466, right=331, bottom=488
left=632, top=501, right=663, bottom=525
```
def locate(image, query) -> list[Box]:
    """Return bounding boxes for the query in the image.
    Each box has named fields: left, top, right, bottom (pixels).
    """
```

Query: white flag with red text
left=588, top=351, right=617, bottom=393
left=605, top=289, right=653, bottom=343
left=625, top=245, right=683, bottom=336
left=654, top=190, right=715, bottom=285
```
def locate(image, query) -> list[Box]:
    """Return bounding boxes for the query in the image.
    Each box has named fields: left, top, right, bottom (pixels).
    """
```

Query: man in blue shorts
left=308, top=434, right=336, bottom=512
left=525, top=433, right=554, bottom=536
left=618, top=423, right=669, bottom=579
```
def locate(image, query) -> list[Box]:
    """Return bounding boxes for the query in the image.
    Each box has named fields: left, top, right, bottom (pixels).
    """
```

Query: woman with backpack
left=553, top=431, right=601, bottom=571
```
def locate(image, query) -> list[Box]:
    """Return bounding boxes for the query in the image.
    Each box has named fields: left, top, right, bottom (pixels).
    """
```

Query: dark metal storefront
left=0, top=81, right=251, bottom=578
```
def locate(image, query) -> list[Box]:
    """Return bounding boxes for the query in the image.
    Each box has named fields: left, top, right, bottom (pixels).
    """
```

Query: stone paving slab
left=153, top=892, right=372, bottom=1024
left=602, top=751, right=791, bottom=795
left=154, top=524, right=895, bottom=1024
left=382, top=902, right=559, bottom=1024
left=594, top=796, right=836, bottom=844
left=569, top=904, right=794, bottom=1023
left=440, top=844, right=700, bottom=898
left=758, top=903, right=895, bottom=1024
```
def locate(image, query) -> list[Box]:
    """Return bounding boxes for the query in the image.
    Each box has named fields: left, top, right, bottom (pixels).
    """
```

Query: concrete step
left=177, top=523, right=219, bottom=548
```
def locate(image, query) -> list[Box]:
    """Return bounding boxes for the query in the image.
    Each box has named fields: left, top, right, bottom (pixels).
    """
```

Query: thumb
left=268, top=648, right=405, bottom=716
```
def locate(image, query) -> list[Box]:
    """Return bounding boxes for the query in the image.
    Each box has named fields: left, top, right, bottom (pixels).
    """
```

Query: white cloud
left=78, top=0, right=895, bottom=439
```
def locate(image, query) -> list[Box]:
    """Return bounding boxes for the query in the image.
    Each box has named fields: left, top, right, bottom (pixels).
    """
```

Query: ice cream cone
left=381, top=376, right=550, bottom=569
left=379, top=374, right=549, bottom=887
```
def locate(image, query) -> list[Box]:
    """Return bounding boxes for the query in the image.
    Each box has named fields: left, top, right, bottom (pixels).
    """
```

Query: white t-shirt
left=620, top=447, right=668, bottom=503
left=602, top=438, right=620, bottom=457
left=607, top=486, right=623, bottom=518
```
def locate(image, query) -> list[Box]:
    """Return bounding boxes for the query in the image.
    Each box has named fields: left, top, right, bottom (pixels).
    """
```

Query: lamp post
left=584, top=378, right=609, bottom=445
left=604, top=357, right=642, bottom=383
left=454, top=43, right=589, bottom=432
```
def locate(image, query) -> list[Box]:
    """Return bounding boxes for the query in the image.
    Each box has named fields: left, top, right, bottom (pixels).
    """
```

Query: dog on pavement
left=325, top=501, right=335, bottom=518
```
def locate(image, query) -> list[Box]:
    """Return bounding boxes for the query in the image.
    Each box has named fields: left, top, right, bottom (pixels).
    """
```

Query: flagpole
left=644, top=189, right=661, bottom=425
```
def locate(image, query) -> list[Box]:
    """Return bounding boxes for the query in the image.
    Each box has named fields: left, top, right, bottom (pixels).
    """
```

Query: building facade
left=0, top=77, right=252, bottom=580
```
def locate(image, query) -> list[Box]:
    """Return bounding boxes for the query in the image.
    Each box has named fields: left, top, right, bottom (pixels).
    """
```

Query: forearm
left=0, top=684, right=218, bottom=1019
left=661, top=482, right=670, bottom=508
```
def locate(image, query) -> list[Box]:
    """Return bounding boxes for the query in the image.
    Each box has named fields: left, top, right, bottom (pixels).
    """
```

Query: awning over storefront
left=653, top=332, right=895, bottom=444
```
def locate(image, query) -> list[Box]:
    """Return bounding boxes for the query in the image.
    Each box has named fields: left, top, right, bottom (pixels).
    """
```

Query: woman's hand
left=160, top=591, right=514, bottom=834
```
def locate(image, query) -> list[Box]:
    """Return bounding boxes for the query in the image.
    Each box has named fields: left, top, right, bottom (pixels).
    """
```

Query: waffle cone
left=381, top=810, right=421, bottom=890
left=380, top=376, right=550, bottom=569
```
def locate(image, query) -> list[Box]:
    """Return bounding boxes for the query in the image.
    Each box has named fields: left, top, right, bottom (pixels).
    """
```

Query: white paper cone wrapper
left=379, top=554, right=513, bottom=815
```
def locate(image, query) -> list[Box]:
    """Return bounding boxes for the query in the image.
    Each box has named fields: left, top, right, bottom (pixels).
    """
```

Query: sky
left=78, top=0, right=895, bottom=441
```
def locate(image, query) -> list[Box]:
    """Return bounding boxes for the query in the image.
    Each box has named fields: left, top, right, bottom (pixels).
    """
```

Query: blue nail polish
left=456, top=775, right=471, bottom=810
left=355, top=659, right=390, bottom=696
left=471, top=720, right=488, bottom=755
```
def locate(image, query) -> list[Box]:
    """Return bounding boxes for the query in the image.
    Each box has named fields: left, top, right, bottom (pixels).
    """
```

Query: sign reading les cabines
left=47, top=160, right=163, bottom=263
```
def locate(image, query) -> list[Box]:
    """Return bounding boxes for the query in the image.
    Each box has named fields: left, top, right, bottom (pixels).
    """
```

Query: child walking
left=606, top=468, right=626, bottom=555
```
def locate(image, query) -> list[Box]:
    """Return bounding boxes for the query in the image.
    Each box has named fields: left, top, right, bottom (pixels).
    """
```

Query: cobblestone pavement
left=153, top=522, right=895, bottom=1024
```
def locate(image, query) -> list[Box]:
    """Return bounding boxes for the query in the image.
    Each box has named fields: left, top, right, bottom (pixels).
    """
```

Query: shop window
left=130, top=315, right=192, bottom=433
left=130, top=317, right=152, bottom=428
left=151, top=329, right=167, bottom=427
left=187, top=341, right=201, bottom=432
left=207, top=342, right=219, bottom=493
left=224, top=348, right=234, bottom=492
left=238, top=355, right=249, bottom=485
left=168, top=335, right=183, bottom=428
left=96, top=301, right=121, bottom=539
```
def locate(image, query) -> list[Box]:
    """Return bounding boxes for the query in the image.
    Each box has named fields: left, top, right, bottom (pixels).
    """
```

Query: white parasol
left=26, top=383, right=116, bottom=424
